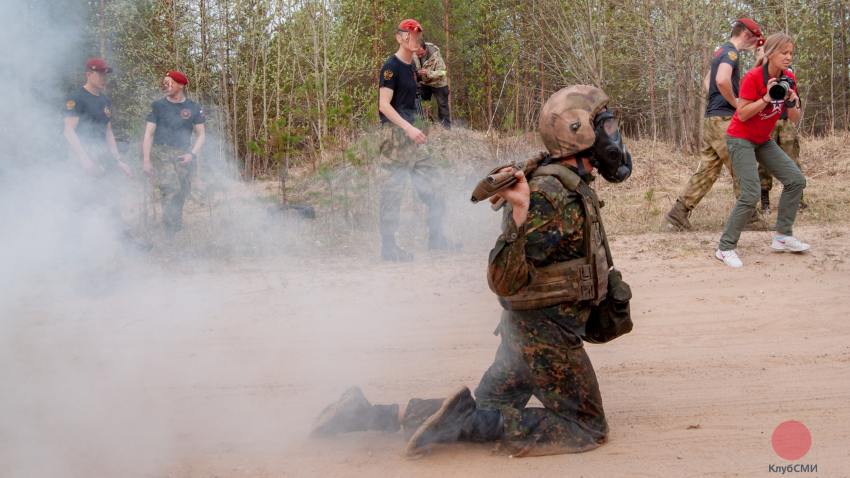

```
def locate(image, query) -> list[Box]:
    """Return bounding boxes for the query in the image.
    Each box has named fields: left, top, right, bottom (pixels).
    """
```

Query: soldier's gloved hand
left=405, top=125, right=427, bottom=145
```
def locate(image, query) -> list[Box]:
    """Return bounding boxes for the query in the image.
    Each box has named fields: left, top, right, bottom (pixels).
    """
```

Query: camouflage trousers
left=679, top=116, right=740, bottom=209
left=377, top=126, right=446, bottom=239
left=465, top=307, right=608, bottom=456
left=758, top=119, right=802, bottom=192
left=150, top=144, right=194, bottom=234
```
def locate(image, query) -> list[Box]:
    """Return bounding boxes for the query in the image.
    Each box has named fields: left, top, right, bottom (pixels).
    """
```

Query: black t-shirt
left=146, top=97, right=206, bottom=150
left=378, top=54, right=419, bottom=124
left=706, top=42, right=740, bottom=117
left=64, top=86, right=112, bottom=146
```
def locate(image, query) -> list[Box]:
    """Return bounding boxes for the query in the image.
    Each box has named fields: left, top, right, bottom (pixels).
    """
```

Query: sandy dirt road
left=2, top=224, right=849, bottom=477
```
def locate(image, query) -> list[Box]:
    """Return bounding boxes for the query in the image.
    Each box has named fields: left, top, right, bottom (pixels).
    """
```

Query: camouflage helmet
left=538, top=85, right=609, bottom=158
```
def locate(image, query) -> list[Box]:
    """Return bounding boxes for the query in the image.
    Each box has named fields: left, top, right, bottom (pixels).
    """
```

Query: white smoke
left=0, top=1, right=507, bottom=476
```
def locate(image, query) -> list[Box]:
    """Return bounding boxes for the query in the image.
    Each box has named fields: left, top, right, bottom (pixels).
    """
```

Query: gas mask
left=584, top=109, right=632, bottom=183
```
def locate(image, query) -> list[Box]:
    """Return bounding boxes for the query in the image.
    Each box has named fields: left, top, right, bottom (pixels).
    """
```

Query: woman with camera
left=715, top=33, right=807, bottom=268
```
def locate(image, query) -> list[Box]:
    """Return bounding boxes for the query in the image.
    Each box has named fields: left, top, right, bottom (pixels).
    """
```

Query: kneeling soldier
left=310, top=86, right=634, bottom=458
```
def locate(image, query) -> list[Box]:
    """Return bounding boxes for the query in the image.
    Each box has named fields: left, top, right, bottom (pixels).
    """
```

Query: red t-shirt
left=726, top=67, right=798, bottom=144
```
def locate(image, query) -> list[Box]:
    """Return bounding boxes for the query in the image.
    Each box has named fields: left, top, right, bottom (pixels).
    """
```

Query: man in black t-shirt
left=666, top=19, right=764, bottom=231
left=376, top=19, right=459, bottom=261
left=63, top=57, right=132, bottom=178
left=142, top=70, right=206, bottom=237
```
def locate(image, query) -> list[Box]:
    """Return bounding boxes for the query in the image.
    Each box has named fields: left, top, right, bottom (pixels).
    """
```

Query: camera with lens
left=769, top=74, right=796, bottom=100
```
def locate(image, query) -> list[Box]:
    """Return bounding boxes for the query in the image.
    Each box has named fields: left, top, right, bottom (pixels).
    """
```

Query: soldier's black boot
left=761, top=189, right=771, bottom=215
left=405, top=386, right=478, bottom=456
left=799, top=193, right=808, bottom=211
left=665, top=199, right=692, bottom=231
left=311, top=386, right=400, bottom=436
left=400, top=398, right=444, bottom=438
left=381, top=235, right=413, bottom=262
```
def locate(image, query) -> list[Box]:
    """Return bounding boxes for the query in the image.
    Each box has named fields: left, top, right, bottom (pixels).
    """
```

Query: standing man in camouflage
left=142, top=70, right=206, bottom=238
left=666, top=19, right=764, bottom=230
left=310, top=86, right=634, bottom=458
left=414, top=39, right=451, bottom=128
left=63, top=57, right=133, bottom=181
left=377, top=19, right=458, bottom=261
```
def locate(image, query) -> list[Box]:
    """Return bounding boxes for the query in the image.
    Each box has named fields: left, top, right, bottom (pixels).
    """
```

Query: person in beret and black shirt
left=63, top=57, right=133, bottom=178
left=377, top=18, right=459, bottom=261
left=142, top=70, right=206, bottom=238
left=63, top=57, right=138, bottom=247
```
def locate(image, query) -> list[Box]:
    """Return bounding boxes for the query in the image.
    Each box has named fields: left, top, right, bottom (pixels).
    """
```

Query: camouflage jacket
left=413, top=43, right=448, bottom=88
left=487, top=172, right=589, bottom=300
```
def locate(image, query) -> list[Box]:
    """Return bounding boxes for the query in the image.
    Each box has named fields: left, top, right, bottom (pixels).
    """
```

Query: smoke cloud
left=0, top=1, right=513, bottom=476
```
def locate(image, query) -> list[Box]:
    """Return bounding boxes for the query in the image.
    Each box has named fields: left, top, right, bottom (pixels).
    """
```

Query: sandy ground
left=2, top=223, right=850, bottom=478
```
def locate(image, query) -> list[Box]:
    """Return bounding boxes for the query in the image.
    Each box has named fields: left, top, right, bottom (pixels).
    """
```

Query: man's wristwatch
left=784, top=98, right=798, bottom=108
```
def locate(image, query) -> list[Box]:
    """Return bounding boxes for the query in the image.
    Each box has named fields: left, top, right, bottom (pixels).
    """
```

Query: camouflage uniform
left=377, top=124, right=447, bottom=243
left=759, top=119, right=801, bottom=191
left=413, top=43, right=451, bottom=128
left=149, top=144, right=194, bottom=234
left=679, top=116, right=741, bottom=209
left=470, top=172, right=608, bottom=456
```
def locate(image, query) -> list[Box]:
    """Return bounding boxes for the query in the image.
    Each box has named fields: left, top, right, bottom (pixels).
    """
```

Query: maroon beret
left=86, top=57, right=112, bottom=73
left=398, top=19, right=422, bottom=32
left=166, top=70, right=189, bottom=85
left=737, top=18, right=765, bottom=46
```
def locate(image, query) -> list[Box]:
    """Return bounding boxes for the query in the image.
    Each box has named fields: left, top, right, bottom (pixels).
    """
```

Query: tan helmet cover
left=538, top=85, right=609, bottom=158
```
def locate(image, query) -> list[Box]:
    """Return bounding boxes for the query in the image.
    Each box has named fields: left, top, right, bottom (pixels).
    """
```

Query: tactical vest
left=500, top=164, right=612, bottom=311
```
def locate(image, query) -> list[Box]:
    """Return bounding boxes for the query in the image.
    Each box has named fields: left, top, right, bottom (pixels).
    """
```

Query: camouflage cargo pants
left=758, top=119, right=802, bottom=192
left=468, top=307, right=608, bottom=456
left=377, top=126, right=446, bottom=239
left=150, top=144, right=194, bottom=234
left=679, top=116, right=740, bottom=209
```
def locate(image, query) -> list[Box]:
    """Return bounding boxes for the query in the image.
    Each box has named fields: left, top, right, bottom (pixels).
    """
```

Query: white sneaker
left=771, top=235, right=810, bottom=252
left=715, top=249, right=743, bottom=268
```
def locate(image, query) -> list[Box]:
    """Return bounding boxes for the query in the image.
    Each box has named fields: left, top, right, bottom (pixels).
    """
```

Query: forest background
left=40, top=0, right=850, bottom=180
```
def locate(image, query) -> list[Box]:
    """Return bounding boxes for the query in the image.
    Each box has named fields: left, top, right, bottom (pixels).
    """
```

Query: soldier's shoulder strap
left=531, top=163, right=581, bottom=192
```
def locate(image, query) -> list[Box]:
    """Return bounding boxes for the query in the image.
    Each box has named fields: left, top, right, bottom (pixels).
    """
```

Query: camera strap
left=762, top=60, right=790, bottom=87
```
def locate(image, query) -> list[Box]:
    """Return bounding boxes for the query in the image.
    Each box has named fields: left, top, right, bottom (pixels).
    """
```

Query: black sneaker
left=401, top=398, right=443, bottom=437
left=405, top=386, right=476, bottom=456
